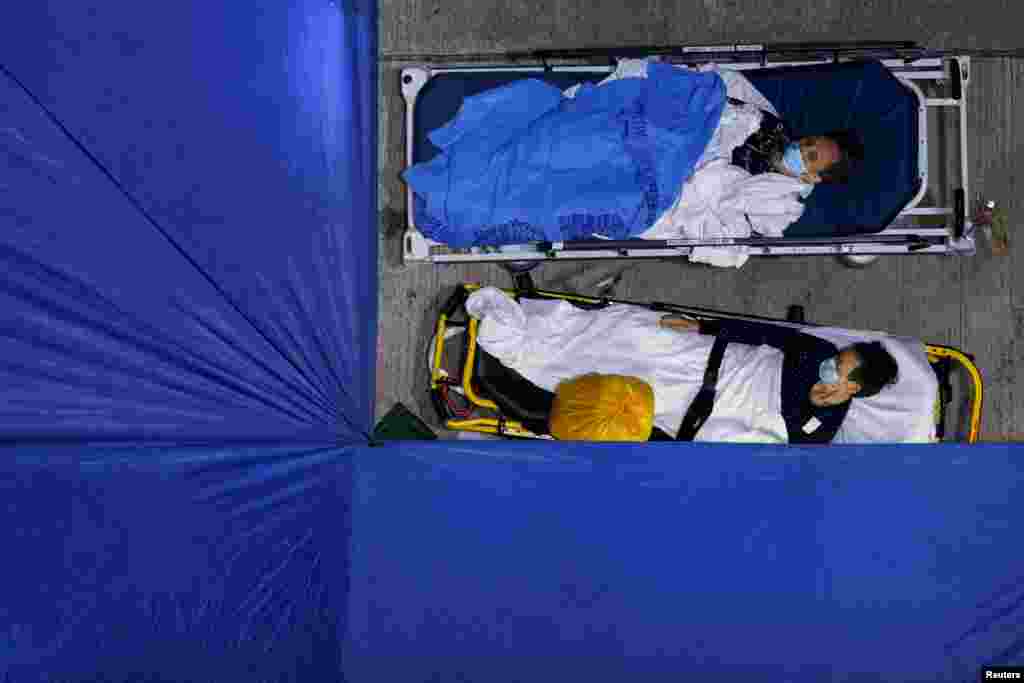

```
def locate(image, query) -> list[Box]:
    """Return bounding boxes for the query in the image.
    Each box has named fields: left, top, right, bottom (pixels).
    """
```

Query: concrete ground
left=376, top=0, right=1024, bottom=442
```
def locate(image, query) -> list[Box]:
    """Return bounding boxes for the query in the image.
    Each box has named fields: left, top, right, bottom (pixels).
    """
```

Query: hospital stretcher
left=428, top=283, right=983, bottom=444
left=401, top=42, right=974, bottom=265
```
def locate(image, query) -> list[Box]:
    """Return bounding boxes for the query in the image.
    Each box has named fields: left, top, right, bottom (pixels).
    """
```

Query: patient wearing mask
left=661, top=316, right=898, bottom=443
left=730, top=103, right=864, bottom=186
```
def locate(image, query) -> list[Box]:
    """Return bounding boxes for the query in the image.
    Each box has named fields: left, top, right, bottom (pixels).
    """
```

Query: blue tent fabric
left=1, top=3, right=1023, bottom=682
left=1, top=0, right=377, bottom=443
left=2, top=1, right=375, bottom=680
left=1, top=443, right=354, bottom=683
left=346, top=441, right=1024, bottom=682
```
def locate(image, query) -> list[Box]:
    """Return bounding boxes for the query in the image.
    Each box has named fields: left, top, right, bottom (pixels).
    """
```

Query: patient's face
left=809, top=348, right=862, bottom=407
left=798, top=136, right=841, bottom=178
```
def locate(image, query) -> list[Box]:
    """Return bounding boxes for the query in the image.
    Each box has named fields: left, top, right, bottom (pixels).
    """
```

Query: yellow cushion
left=549, top=373, right=655, bottom=442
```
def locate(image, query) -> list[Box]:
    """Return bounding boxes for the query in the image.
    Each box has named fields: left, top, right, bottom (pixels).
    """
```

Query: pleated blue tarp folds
left=1, top=3, right=1023, bottom=682
left=2, top=443, right=354, bottom=682
left=1, top=1, right=375, bottom=681
left=1, top=0, right=376, bottom=444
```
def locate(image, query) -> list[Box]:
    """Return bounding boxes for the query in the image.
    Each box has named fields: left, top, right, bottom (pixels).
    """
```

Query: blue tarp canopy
left=1, top=3, right=1020, bottom=681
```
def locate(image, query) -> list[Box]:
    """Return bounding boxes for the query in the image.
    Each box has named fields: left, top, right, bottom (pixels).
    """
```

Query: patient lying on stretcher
left=405, top=61, right=867, bottom=249
left=466, top=287, right=899, bottom=443
left=732, top=120, right=864, bottom=186
left=656, top=315, right=898, bottom=443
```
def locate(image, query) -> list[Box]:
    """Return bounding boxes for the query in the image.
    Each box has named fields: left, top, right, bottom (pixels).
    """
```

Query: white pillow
left=804, top=326, right=938, bottom=444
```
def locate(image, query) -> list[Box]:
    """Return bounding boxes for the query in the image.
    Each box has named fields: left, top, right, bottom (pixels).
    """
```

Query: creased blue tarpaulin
left=1, top=0, right=376, bottom=444
left=1, top=2, right=1022, bottom=682
left=2, top=1, right=374, bottom=681
left=1, top=443, right=353, bottom=682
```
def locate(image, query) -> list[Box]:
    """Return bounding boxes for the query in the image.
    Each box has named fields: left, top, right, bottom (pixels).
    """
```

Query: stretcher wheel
left=838, top=254, right=880, bottom=268
left=786, top=305, right=806, bottom=324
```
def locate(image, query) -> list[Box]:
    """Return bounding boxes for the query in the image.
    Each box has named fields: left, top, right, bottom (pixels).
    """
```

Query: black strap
left=676, top=335, right=729, bottom=441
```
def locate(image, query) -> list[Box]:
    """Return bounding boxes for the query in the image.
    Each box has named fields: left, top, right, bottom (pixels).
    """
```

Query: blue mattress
left=411, top=60, right=921, bottom=238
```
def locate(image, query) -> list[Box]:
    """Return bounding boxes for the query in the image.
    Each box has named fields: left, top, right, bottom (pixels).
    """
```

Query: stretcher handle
left=951, top=59, right=964, bottom=100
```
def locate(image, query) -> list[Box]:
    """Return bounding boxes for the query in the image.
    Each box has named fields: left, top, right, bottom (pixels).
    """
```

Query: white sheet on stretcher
left=566, top=59, right=812, bottom=269
left=466, top=288, right=938, bottom=444
left=638, top=159, right=807, bottom=240
left=467, top=288, right=788, bottom=443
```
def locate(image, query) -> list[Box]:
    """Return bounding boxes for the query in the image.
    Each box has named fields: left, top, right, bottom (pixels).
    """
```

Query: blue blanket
left=404, top=64, right=726, bottom=246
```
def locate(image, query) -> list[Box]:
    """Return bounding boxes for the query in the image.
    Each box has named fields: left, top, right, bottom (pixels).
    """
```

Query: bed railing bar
left=958, top=63, right=970, bottom=225
left=383, top=46, right=1023, bottom=64
left=540, top=233, right=944, bottom=252
left=744, top=235, right=947, bottom=248
left=764, top=41, right=921, bottom=51
left=674, top=48, right=919, bottom=65
left=926, top=98, right=961, bottom=107
left=897, top=79, right=929, bottom=215
left=411, top=229, right=958, bottom=261
left=422, top=61, right=947, bottom=80
left=887, top=60, right=945, bottom=70
left=428, top=65, right=612, bottom=75
left=895, top=70, right=947, bottom=80
left=433, top=65, right=615, bottom=74
left=902, top=207, right=953, bottom=216
left=882, top=225, right=951, bottom=234
left=532, top=41, right=921, bottom=59
left=421, top=241, right=962, bottom=262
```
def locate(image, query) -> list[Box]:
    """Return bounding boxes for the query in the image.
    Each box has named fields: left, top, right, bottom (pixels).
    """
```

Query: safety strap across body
left=676, top=334, right=729, bottom=441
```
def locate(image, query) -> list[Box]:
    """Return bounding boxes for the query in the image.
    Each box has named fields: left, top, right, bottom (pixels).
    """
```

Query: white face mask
left=818, top=356, right=840, bottom=385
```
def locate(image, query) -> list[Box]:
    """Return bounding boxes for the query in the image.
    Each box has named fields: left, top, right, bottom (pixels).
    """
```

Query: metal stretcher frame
left=429, top=283, right=984, bottom=444
left=401, top=42, right=974, bottom=265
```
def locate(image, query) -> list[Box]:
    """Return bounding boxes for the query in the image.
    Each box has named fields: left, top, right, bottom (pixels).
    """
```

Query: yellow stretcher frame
left=430, top=283, right=983, bottom=444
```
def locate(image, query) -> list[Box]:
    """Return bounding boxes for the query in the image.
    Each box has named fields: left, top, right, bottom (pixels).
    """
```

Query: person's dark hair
left=848, top=341, right=898, bottom=398
left=817, top=129, right=865, bottom=184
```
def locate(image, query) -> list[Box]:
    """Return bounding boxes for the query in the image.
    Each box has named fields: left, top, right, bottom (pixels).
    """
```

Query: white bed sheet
left=465, top=288, right=938, bottom=443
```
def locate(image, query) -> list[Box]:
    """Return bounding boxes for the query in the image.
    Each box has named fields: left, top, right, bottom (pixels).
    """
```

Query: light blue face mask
left=819, top=356, right=840, bottom=385
left=781, top=142, right=806, bottom=176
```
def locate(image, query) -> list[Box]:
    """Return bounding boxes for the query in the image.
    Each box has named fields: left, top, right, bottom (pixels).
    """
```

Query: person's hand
left=659, top=315, right=699, bottom=332
left=810, top=382, right=844, bottom=407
